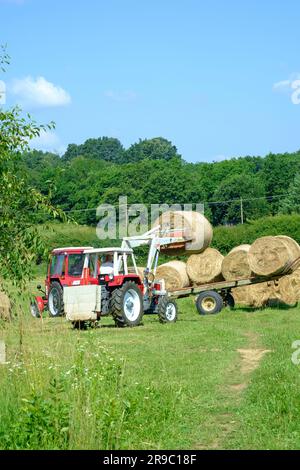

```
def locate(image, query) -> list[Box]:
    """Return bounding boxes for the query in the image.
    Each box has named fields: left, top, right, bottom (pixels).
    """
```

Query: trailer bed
left=168, top=257, right=300, bottom=299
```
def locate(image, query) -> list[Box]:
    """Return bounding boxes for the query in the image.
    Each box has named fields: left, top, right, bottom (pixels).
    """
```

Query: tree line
left=21, top=136, right=300, bottom=226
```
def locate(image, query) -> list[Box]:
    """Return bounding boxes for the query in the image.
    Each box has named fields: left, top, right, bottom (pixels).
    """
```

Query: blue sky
left=1, top=0, right=300, bottom=162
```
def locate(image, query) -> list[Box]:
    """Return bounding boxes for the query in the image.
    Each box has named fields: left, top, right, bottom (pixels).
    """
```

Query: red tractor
left=30, top=227, right=183, bottom=327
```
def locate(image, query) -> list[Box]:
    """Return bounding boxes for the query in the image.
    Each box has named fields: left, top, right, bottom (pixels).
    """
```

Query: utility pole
left=240, top=197, right=244, bottom=224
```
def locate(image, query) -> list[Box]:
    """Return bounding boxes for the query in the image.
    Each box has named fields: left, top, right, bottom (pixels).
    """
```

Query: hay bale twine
left=0, top=289, right=11, bottom=321
left=186, top=248, right=224, bottom=285
left=156, top=260, right=189, bottom=291
left=248, top=236, right=300, bottom=277
left=221, top=244, right=252, bottom=281
left=153, top=210, right=213, bottom=255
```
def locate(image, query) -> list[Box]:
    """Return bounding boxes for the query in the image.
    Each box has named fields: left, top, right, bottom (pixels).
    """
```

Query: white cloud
left=273, top=73, right=300, bottom=93
left=104, top=90, right=137, bottom=102
left=10, top=76, right=71, bottom=108
left=29, top=130, right=66, bottom=155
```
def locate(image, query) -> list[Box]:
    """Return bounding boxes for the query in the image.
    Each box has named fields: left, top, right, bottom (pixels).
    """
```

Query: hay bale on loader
left=156, top=260, right=189, bottom=291
left=221, top=244, right=252, bottom=281
left=248, top=235, right=300, bottom=277
left=153, top=210, right=213, bottom=255
left=186, top=248, right=224, bottom=285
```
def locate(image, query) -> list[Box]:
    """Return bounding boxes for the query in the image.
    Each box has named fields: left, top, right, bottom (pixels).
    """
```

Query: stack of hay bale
left=153, top=210, right=300, bottom=307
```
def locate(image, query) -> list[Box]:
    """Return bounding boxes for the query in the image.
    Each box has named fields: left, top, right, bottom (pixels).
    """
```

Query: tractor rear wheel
left=48, top=281, right=64, bottom=317
left=111, top=281, right=143, bottom=327
left=158, top=296, right=178, bottom=323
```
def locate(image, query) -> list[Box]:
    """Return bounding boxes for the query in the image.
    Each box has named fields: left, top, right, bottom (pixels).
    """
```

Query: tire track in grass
left=195, top=331, right=272, bottom=449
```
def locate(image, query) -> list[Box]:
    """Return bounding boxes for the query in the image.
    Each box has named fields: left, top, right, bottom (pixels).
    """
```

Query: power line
left=1, top=193, right=287, bottom=217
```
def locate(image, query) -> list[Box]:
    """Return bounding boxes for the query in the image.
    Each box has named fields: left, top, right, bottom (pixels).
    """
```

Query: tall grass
left=0, top=320, right=182, bottom=450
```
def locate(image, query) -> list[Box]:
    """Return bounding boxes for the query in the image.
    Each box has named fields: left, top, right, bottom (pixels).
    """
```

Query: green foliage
left=0, top=333, right=182, bottom=450
left=212, top=214, right=300, bottom=254
left=279, top=173, right=300, bottom=215
left=62, top=137, right=125, bottom=163
left=211, top=173, right=268, bottom=225
left=124, top=137, right=181, bottom=163
left=23, top=137, right=300, bottom=228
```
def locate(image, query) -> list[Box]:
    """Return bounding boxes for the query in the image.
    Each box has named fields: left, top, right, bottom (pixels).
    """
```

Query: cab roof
left=84, top=247, right=133, bottom=254
left=52, top=247, right=93, bottom=254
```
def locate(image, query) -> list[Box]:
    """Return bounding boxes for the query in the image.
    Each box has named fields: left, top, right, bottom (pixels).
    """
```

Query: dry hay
left=221, top=244, right=252, bottom=281
left=268, top=267, right=300, bottom=307
left=153, top=210, right=213, bottom=255
left=156, top=260, right=189, bottom=291
left=0, top=289, right=11, bottom=320
left=186, top=248, right=224, bottom=285
left=232, top=281, right=273, bottom=308
left=248, top=235, right=300, bottom=277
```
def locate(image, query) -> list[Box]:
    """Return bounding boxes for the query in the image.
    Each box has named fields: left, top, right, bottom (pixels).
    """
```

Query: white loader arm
left=121, top=226, right=190, bottom=274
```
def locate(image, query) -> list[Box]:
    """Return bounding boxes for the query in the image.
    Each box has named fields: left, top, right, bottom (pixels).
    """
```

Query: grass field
left=1, top=295, right=300, bottom=450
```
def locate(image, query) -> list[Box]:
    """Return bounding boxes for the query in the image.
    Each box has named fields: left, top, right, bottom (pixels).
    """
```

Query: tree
left=0, top=47, right=65, bottom=286
left=124, top=137, right=181, bottom=163
left=62, top=137, right=125, bottom=163
left=211, top=173, right=268, bottom=225
left=279, top=173, right=300, bottom=215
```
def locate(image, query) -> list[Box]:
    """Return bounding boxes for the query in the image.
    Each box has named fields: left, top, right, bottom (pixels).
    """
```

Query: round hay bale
left=276, top=236, right=300, bottom=265
left=153, top=210, right=213, bottom=255
left=269, top=268, right=300, bottom=306
left=186, top=248, right=224, bottom=285
left=221, top=244, right=252, bottom=281
left=232, top=281, right=272, bottom=308
left=156, top=260, right=189, bottom=291
left=248, top=236, right=300, bottom=277
left=0, top=289, right=11, bottom=321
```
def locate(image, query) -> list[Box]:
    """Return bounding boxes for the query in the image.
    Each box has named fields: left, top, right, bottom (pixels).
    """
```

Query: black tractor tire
left=111, top=281, right=143, bottom=327
left=196, top=290, right=223, bottom=315
left=48, top=281, right=64, bottom=317
left=30, top=299, right=42, bottom=318
left=158, top=296, right=178, bottom=324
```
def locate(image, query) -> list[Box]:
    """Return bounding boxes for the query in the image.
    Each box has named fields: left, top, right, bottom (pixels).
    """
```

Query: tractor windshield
left=50, top=254, right=65, bottom=276
left=68, top=254, right=85, bottom=277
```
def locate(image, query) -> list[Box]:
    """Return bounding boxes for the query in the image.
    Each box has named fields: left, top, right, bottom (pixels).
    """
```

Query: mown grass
left=1, top=297, right=300, bottom=449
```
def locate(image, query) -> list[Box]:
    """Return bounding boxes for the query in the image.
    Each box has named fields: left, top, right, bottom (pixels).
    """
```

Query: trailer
left=168, top=257, right=300, bottom=315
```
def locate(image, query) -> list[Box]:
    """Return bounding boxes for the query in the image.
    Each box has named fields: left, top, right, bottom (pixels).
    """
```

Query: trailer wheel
left=111, top=281, right=143, bottom=327
left=196, top=291, right=223, bottom=315
left=158, top=296, right=178, bottom=323
left=48, top=281, right=64, bottom=317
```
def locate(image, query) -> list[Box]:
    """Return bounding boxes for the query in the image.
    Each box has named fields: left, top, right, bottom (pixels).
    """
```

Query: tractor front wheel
left=48, top=281, right=64, bottom=317
left=30, top=299, right=42, bottom=318
left=158, top=296, right=178, bottom=323
left=111, top=281, right=143, bottom=327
